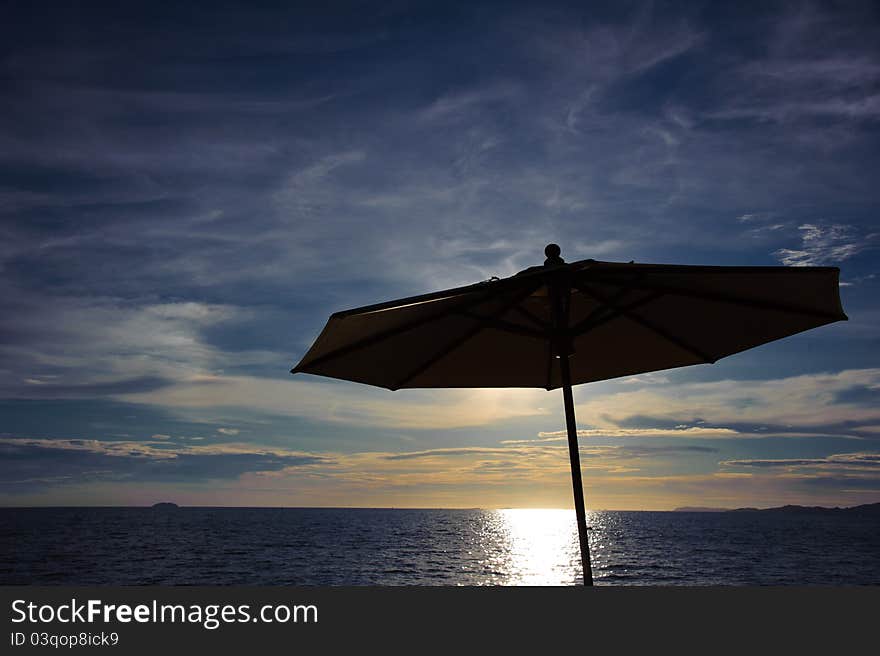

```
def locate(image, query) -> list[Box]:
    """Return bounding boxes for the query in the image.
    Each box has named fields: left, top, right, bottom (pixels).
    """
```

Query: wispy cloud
left=529, top=427, right=739, bottom=441
left=2, top=433, right=875, bottom=510
left=706, top=4, right=880, bottom=126
left=774, top=224, right=876, bottom=266
left=720, top=452, right=880, bottom=473
left=119, top=375, right=552, bottom=430
left=574, top=369, right=880, bottom=431
left=710, top=95, right=880, bottom=123
left=737, top=212, right=776, bottom=224
left=526, top=11, right=704, bottom=81
left=0, top=437, right=322, bottom=460
left=0, top=436, right=329, bottom=490
left=504, top=426, right=743, bottom=444
left=418, top=83, right=522, bottom=123
left=0, top=291, right=275, bottom=401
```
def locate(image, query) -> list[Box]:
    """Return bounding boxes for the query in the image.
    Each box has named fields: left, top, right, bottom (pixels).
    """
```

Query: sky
left=1, top=0, right=879, bottom=510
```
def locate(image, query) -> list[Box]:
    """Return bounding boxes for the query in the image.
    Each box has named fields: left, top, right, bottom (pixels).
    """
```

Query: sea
left=2, top=507, right=878, bottom=586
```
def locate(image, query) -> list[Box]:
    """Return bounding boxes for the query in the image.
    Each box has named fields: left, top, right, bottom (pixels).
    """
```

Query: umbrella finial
left=544, top=243, right=564, bottom=266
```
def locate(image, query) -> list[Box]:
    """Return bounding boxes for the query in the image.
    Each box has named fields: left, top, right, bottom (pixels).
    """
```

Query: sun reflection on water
left=494, top=508, right=585, bottom=585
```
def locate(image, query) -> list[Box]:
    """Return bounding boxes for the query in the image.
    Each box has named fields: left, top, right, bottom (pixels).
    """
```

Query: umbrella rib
left=390, top=281, right=543, bottom=390
left=569, top=290, right=664, bottom=337
left=331, top=264, right=554, bottom=318
left=454, top=310, right=548, bottom=339
left=581, top=274, right=846, bottom=321
left=575, top=283, right=716, bottom=364
left=292, top=284, right=528, bottom=373
left=511, top=304, right=551, bottom=331
left=332, top=280, right=496, bottom=318
left=576, top=285, right=633, bottom=325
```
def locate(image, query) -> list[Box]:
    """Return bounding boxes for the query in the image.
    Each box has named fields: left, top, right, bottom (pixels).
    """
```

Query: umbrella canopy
left=291, top=244, right=847, bottom=584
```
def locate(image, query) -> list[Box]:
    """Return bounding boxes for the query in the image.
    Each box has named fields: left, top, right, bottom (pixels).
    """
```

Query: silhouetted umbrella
left=291, top=244, right=847, bottom=585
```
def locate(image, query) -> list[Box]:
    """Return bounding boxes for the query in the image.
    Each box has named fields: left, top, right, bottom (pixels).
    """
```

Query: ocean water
left=1, top=507, right=878, bottom=586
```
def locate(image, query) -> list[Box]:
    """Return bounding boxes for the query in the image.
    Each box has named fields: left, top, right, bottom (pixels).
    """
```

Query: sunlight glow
left=496, top=508, right=583, bottom=585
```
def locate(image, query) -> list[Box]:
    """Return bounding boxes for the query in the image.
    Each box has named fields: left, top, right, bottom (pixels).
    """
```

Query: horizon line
left=2, top=502, right=877, bottom=511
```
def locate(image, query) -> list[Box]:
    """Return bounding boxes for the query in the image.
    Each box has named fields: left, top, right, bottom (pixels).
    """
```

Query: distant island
left=673, top=502, right=880, bottom=515
left=151, top=502, right=179, bottom=509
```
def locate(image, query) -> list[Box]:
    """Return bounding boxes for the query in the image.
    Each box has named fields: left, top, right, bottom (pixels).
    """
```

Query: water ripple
left=1, top=508, right=878, bottom=585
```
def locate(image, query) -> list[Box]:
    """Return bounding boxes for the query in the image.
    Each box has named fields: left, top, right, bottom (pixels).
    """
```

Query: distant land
left=151, top=502, right=179, bottom=509
left=673, top=502, right=880, bottom=515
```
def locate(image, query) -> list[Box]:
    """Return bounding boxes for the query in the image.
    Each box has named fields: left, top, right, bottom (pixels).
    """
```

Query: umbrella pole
left=559, top=354, right=594, bottom=586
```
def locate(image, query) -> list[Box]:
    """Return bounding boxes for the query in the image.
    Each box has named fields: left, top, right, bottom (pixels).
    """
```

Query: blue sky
left=1, top=0, right=878, bottom=509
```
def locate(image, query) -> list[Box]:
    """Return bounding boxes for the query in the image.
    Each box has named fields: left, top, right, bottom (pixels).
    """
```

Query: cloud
left=0, top=289, right=281, bottom=402
left=705, top=4, right=880, bottom=127
left=26, top=358, right=879, bottom=439
left=238, top=444, right=880, bottom=509
left=526, top=11, right=704, bottom=81
left=119, top=375, right=552, bottom=430
left=0, top=437, right=323, bottom=460
left=0, top=437, right=328, bottom=490
left=742, top=58, right=880, bottom=89
left=841, top=273, right=877, bottom=287
left=376, top=444, right=712, bottom=462
left=521, top=427, right=739, bottom=442
left=737, top=213, right=776, bottom=223
left=573, top=369, right=880, bottom=432
left=418, top=82, right=522, bottom=123
left=2, top=434, right=875, bottom=510
left=382, top=447, right=527, bottom=461
left=619, top=374, right=671, bottom=385
left=270, top=441, right=715, bottom=487
left=710, top=96, right=880, bottom=123
left=720, top=452, right=880, bottom=472
left=774, top=224, right=876, bottom=266
left=0, top=434, right=718, bottom=497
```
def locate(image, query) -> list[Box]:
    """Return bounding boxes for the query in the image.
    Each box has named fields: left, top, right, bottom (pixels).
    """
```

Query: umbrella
left=291, top=244, right=847, bottom=585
